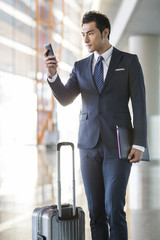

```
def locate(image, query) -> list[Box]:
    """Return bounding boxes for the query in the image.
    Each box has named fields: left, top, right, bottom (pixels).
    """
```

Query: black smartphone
left=44, top=43, right=56, bottom=60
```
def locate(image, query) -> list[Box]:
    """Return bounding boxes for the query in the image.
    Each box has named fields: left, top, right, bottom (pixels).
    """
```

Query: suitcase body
left=32, top=142, right=85, bottom=240
left=32, top=204, right=85, bottom=240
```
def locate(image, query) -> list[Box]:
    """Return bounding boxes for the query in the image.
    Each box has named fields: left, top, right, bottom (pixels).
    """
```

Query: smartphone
left=44, top=43, right=56, bottom=60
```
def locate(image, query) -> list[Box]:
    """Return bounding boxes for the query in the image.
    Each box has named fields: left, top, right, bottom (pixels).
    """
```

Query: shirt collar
left=94, top=46, right=113, bottom=61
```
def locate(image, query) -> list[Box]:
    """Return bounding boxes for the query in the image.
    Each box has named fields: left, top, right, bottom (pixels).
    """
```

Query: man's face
left=81, top=21, right=109, bottom=54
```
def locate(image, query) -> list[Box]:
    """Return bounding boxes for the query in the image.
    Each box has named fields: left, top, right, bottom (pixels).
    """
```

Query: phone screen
left=44, top=43, right=56, bottom=60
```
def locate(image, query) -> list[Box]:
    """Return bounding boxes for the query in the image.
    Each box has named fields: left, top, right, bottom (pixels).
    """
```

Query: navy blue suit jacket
left=48, top=47, right=147, bottom=150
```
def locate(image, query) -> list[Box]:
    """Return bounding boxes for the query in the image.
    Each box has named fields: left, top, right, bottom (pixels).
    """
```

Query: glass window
left=53, top=0, right=63, bottom=9
left=63, top=26, right=81, bottom=47
left=15, top=0, right=33, bottom=17
left=0, top=44, right=14, bottom=73
left=65, top=3, right=81, bottom=25
left=0, top=74, right=37, bottom=145
left=14, top=19, right=35, bottom=47
left=14, top=50, right=35, bottom=77
left=61, top=48, right=77, bottom=66
left=0, top=10, right=14, bottom=39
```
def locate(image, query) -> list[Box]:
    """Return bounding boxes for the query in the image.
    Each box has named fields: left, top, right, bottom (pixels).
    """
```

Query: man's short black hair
left=82, top=11, right=111, bottom=40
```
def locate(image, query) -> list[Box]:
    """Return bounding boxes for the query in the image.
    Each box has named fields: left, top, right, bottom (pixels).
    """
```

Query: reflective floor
left=0, top=143, right=160, bottom=240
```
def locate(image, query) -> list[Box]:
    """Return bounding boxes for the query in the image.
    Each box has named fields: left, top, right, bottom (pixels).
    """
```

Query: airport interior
left=0, top=0, right=160, bottom=239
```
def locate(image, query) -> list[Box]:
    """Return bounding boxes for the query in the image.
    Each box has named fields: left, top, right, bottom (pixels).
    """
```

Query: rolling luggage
left=32, top=142, right=85, bottom=240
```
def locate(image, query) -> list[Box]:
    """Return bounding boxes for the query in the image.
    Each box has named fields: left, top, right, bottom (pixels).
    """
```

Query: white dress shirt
left=48, top=47, right=145, bottom=152
left=92, top=46, right=113, bottom=80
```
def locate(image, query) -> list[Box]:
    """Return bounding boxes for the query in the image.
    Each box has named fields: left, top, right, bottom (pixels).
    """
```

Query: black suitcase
left=32, top=142, right=85, bottom=240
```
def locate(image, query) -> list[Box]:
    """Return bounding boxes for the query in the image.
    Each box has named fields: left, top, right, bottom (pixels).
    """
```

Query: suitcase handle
left=57, top=142, right=76, bottom=218
left=57, top=142, right=74, bottom=151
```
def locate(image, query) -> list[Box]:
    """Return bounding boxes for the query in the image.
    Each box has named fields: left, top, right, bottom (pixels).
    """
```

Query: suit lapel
left=86, top=53, right=98, bottom=93
left=103, top=47, right=123, bottom=90
left=84, top=48, right=123, bottom=93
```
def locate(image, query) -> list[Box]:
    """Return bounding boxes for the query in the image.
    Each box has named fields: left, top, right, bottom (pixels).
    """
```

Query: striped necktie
left=94, top=55, right=104, bottom=93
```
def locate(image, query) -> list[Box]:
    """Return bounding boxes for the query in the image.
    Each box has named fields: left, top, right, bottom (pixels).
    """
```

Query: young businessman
left=44, top=11, right=147, bottom=240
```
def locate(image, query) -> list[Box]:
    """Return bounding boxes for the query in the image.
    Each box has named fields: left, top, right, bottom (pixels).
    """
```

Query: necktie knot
left=98, top=55, right=103, bottom=62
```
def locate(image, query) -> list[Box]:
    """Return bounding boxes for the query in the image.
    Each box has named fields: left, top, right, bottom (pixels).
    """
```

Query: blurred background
left=0, top=0, right=160, bottom=239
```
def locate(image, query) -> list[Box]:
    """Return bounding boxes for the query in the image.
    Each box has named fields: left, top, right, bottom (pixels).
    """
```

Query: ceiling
left=98, top=0, right=160, bottom=50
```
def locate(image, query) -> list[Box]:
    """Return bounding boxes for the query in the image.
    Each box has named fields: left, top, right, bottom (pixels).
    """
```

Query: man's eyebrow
left=81, top=30, right=94, bottom=34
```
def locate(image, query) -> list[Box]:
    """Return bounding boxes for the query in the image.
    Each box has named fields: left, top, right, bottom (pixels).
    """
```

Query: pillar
left=129, top=36, right=160, bottom=160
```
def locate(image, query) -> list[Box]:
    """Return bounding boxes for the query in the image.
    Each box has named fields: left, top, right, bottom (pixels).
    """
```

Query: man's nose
left=84, top=34, right=89, bottom=43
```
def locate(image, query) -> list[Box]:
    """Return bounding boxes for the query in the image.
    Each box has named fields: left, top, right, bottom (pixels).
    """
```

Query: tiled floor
left=0, top=144, right=160, bottom=240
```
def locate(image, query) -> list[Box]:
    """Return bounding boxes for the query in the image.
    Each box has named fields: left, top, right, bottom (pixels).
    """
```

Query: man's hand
left=44, top=50, right=58, bottom=78
left=128, top=148, right=143, bottom=163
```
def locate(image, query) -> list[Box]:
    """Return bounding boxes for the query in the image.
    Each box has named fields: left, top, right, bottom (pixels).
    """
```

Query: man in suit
left=44, top=11, right=147, bottom=240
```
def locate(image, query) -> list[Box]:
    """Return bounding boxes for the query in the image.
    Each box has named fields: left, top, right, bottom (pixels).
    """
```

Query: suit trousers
left=79, top=138, right=132, bottom=240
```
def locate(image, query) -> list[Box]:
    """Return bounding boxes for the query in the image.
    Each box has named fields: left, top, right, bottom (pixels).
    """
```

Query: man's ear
left=103, top=28, right=109, bottom=39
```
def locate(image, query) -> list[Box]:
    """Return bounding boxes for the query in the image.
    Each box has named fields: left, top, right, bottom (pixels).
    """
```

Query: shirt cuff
left=48, top=73, right=58, bottom=82
left=132, top=145, right=145, bottom=152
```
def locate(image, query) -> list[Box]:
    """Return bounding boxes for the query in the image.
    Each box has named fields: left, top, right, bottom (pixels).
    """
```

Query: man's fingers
left=129, top=156, right=141, bottom=163
left=44, top=51, right=58, bottom=78
left=128, top=148, right=143, bottom=163
left=45, top=61, right=58, bottom=68
left=128, top=148, right=135, bottom=160
left=44, top=51, right=57, bottom=62
left=44, top=50, right=48, bottom=57
left=45, top=57, right=58, bottom=67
